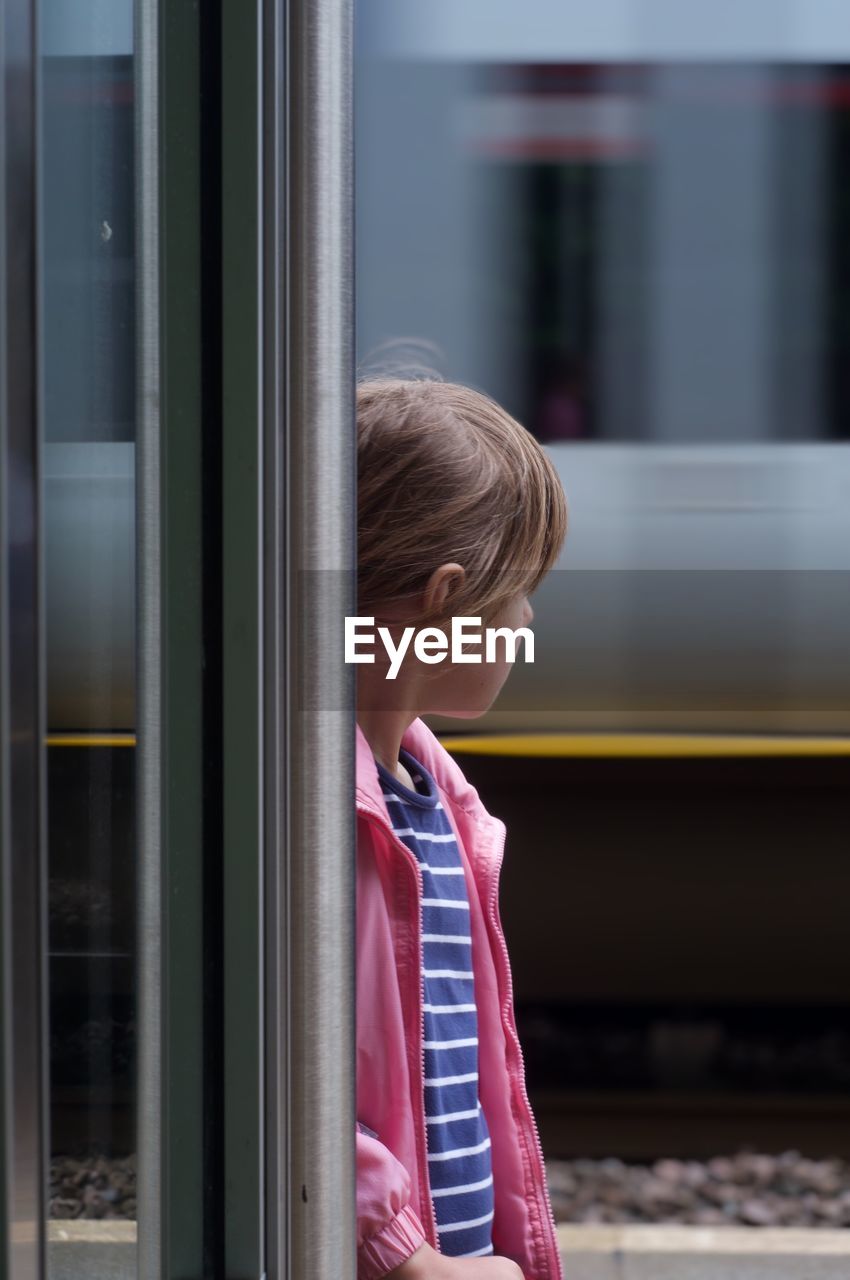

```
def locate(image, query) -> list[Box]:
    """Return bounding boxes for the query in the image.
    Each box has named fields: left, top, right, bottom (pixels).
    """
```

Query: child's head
left=357, top=377, right=567, bottom=716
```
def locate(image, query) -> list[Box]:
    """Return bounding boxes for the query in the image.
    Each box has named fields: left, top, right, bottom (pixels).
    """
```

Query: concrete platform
left=558, top=1223, right=850, bottom=1279
left=46, top=1219, right=850, bottom=1278
left=48, top=1220, right=136, bottom=1280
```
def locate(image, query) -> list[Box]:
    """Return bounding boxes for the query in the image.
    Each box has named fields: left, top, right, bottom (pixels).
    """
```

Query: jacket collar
left=355, top=717, right=490, bottom=827
left=355, top=718, right=507, bottom=890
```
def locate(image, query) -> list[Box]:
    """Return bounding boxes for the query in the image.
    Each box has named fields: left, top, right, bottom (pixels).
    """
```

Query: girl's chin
left=423, top=700, right=500, bottom=720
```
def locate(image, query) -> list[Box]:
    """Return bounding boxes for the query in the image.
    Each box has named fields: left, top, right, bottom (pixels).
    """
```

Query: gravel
left=50, top=1155, right=136, bottom=1220
left=52, top=1150, right=850, bottom=1228
left=548, top=1151, right=850, bottom=1228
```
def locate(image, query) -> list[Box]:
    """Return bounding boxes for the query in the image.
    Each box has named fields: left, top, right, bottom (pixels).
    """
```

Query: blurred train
left=355, top=21, right=850, bottom=739
left=357, top=5, right=850, bottom=1161
left=46, top=439, right=850, bottom=735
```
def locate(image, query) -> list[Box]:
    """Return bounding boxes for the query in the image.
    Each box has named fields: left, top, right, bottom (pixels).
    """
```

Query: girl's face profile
left=420, top=589, right=534, bottom=720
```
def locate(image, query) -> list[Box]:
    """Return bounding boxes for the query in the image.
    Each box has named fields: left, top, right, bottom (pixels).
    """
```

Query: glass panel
left=41, top=2, right=137, bottom=1275
left=0, top=0, right=46, bottom=1273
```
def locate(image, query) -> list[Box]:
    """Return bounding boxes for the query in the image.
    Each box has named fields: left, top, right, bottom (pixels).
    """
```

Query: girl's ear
left=422, top=562, right=465, bottom=618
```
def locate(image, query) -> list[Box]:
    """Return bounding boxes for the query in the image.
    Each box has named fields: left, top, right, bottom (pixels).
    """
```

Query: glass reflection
left=41, top=3, right=137, bottom=1274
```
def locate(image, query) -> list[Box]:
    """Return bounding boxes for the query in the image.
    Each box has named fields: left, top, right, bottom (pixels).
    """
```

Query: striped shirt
left=376, top=748, right=495, bottom=1259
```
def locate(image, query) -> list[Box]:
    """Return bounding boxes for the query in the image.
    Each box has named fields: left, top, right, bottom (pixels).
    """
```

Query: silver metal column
left=266, top=0, right=355, bottom=1275
left=0, top=0, right=46, bottom=1275
left=135, top=0, right=162, bottom=1274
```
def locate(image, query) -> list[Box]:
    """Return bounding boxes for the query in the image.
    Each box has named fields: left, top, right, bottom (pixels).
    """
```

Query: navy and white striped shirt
left=376, top=748, right=495, bottom=1259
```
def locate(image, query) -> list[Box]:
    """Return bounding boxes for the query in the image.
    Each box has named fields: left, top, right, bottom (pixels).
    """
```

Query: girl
left=355, top=378, right=567, bottom=1279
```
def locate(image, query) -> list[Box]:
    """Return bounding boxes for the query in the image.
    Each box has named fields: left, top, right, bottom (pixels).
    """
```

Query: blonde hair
left=357, top=378, right=567, bottom=625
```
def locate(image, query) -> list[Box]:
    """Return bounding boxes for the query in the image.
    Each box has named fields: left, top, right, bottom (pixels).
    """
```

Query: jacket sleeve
left=357, top=1127, right=426, bottom=1279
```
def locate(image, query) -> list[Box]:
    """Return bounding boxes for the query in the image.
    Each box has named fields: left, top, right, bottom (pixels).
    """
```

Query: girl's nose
left=523, top=598, right=534, bottom=626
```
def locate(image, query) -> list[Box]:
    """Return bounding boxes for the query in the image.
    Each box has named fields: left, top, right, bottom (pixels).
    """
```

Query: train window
left=357, top=50, right=850, bottom=444
left=41, top=5, right=138, bottom=1276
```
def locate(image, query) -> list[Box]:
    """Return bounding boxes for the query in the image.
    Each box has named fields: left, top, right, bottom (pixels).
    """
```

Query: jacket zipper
left=483, top=818, right=564, bottom=1280
left=358, top=804, right=442, bottom=1253
left=360, top=796, right=561, bottom=1275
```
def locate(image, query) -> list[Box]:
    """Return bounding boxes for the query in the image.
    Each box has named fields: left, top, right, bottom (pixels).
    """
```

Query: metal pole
left=136, top=0, right=162, bottom=1273
left=267, top=0, right=355, bottom=1274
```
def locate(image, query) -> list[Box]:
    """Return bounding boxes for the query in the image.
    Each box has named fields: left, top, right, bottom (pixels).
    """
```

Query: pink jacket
left=356, top=718, right=563, bottom=1280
